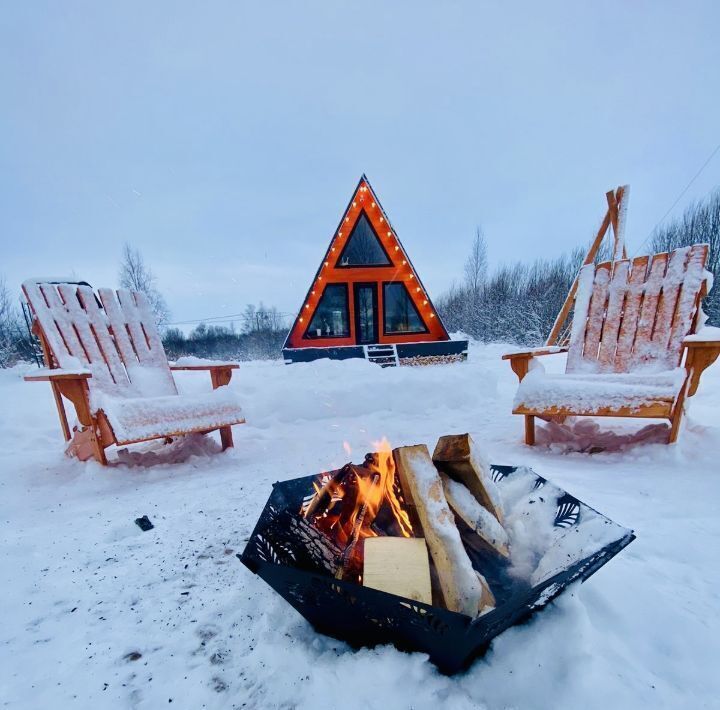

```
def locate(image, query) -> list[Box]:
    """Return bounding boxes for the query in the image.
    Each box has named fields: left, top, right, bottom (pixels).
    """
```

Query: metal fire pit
left=240, top=464, right=634, bottom=674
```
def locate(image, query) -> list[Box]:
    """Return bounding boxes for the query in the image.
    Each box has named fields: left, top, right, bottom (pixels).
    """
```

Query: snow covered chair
left=503, top=245, right=720, bottom=445
left=23, top=280, right=245, bottom=464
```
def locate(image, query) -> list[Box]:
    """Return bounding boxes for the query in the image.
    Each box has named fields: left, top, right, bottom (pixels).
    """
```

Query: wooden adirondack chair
left=23, top=280, right=245, bottom=464
left=503, top=244, right=719, bottom=444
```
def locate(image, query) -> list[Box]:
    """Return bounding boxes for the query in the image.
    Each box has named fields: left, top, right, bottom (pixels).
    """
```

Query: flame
left=302, top=437, right=413, bottom=560
left=368, top=437, right=413, bottom=539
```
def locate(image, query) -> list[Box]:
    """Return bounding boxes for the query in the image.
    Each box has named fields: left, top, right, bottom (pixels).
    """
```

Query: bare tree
left=464, top=227, right=487, bottom=294
left=0, top=277, right=20, bottom=367
left=119, top=244, right=170, bottom=329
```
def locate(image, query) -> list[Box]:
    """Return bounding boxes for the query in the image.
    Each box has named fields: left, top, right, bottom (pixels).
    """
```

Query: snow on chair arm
left=24, top=367, right=92, bottom=382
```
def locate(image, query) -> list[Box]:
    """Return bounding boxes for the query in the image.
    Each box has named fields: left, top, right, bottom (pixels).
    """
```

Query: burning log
left=392, top=444, right=495, bottom=616
left=362, top=537, right=432, bottom=604
left=440, top=474, right=510, bottom=558
left=432, top=434, right=504, bottom=523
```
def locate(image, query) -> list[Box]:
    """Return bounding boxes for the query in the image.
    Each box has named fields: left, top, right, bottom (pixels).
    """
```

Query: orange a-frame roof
left=284, top=175, right=450, bottom=350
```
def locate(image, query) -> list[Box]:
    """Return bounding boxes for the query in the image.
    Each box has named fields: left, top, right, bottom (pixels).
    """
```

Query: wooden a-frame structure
left=283, top=176, right=467, bottom=366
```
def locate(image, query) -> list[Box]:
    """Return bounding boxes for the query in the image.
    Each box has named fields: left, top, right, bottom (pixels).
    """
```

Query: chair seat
left=513, top=368, right=685, bottom=416
left=98, top=387, right=245, bottom=444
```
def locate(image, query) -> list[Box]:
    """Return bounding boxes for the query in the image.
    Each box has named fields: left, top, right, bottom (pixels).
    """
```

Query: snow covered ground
left=1, top=343, right=719, bottom=709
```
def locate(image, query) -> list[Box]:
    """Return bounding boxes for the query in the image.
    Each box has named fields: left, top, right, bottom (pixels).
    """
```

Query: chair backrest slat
left=566, top=245, right=709, bottom=374
left=75, top=285, right=133, bottom=390
left=632, top=252, right=669, bottom=363
left=597, top=259, right=629, bottom=370
left=666, top=244, right=709, bottom=362
left=581, top=262, right=611, bottom=364
left=101, top=287, right=177, bottom=395
left=24, top=281, right=176, bottom=401
left=614, top=255, right=649, bottom=372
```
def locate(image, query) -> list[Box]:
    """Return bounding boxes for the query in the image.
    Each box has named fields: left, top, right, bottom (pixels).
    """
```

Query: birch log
left=392, top=444, right=494, bottom=616
left=432, top=434, right=504, bottom=523
left=440, top=473, right=510, bottom=558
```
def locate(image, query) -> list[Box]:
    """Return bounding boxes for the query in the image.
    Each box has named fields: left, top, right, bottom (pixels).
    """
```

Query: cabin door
left=353, top=283, right=378, bottom=345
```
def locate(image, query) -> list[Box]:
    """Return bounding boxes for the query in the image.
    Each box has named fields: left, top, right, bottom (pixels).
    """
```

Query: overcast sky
left=2, top=2, right=719, bottom=328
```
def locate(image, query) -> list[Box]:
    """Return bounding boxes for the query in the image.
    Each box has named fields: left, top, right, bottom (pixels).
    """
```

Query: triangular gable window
left=336, top=212, right=391, bottom=267
left=306, top=284, right=350, bottom=339
left=383, top=282, right=428, bottom=334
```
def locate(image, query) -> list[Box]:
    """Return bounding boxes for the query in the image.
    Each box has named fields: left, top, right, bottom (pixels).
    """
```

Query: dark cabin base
left=282, top=340, right=469, bottom=367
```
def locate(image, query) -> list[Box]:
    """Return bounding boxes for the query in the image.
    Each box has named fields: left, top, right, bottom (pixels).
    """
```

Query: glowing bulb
left=371, top=201, right=375, bottom=207
left=380, top=217, right=384, bottom=223
left=386, top=231, right=391, bottom=237
left=430, top=313, right=435, bottom=318
left=305, top=304, right=310, bottom=309
left=312, top=290, right=315, bottom=295
left=402, top=260, right=406, bottom=265
left=352, top=201, right=356, bottom=207
left=409, top=274, right=414, bottom=279
left=318, top=276, right=322, bottom=280
left=299, top=317, right=304, bottom=322
left=416, top=287, right=421, bottom=292
left=339, top=231, right=343, bottom=237
left=394, top=246, right=399, bottom=251
left=423, top=300, right=428, bottom=305
left=345, top=217, right=349, bottom=222
left=324, top=261, right=328, bottom=266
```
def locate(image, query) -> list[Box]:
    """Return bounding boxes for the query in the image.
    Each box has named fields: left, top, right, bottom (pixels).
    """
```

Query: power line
left=632, top=139, right=720, bottom=256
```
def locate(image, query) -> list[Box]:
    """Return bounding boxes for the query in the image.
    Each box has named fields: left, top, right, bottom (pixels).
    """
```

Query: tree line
left=436, top=188, right=720, bottom=345
left=1, top=189, right=718, bottom=366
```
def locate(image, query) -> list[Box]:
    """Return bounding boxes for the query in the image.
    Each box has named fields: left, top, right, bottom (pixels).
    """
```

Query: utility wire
left=632, top=140, right=720, bottom=256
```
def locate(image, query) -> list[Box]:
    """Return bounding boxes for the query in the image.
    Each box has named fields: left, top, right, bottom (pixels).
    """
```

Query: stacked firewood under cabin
left=301, top=434, right=509, bottom=617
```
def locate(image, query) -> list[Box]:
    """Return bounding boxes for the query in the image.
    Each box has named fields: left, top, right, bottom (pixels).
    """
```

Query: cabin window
left=337, top=212, right=391, bottom=267
left=383, top=282, right=427, bottom=334
left=306, top=284, right=350, bottom=338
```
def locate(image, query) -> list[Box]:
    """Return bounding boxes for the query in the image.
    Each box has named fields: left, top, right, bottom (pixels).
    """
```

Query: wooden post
left=546, top=185, right=628, bottom=347
left=524, top=415, right=536, bottom=446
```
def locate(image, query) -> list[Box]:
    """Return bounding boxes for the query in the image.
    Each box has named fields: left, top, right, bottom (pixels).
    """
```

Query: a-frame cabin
left=283, top=176, right=468, bottom=366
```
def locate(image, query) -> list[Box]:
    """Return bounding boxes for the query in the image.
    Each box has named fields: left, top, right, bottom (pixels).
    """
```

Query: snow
left=514, top=367, right=686, bottom=413
left=26, top=367, right=92, bottom=379
left=97, top=388, right=244, bottom=444
left=2, top=343, right=720, bottom=709
left=685, top=325, right=720, bottom=342
left=173, top=356, right=240, bottom=368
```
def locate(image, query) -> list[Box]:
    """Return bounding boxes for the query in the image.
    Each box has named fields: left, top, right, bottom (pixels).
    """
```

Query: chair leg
left=524, top=415, right=536, bottom=445
left=668, top=408, right=684, bottom=444
left=219, top=425, right=234, bottom=450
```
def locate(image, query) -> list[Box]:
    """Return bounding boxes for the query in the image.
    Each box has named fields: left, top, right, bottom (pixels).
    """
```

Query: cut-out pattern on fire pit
left=240, top=464, right=634, bottom=674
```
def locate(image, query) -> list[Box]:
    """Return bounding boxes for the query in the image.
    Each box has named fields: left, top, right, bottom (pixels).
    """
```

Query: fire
left=301, top=438, right=414, bottom=580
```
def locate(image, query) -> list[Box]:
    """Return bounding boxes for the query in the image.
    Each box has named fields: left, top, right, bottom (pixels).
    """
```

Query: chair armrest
left=501, top=346, right=568, bottom=360
left=170, top=360, right=239, bottom=371
left=24, top=368, right=92, bottom=382
left=502, top=346, right=568, bottom=381
left=684, top=325, right=720, bottom=348
left=683, top=340, right=720, bottom=396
